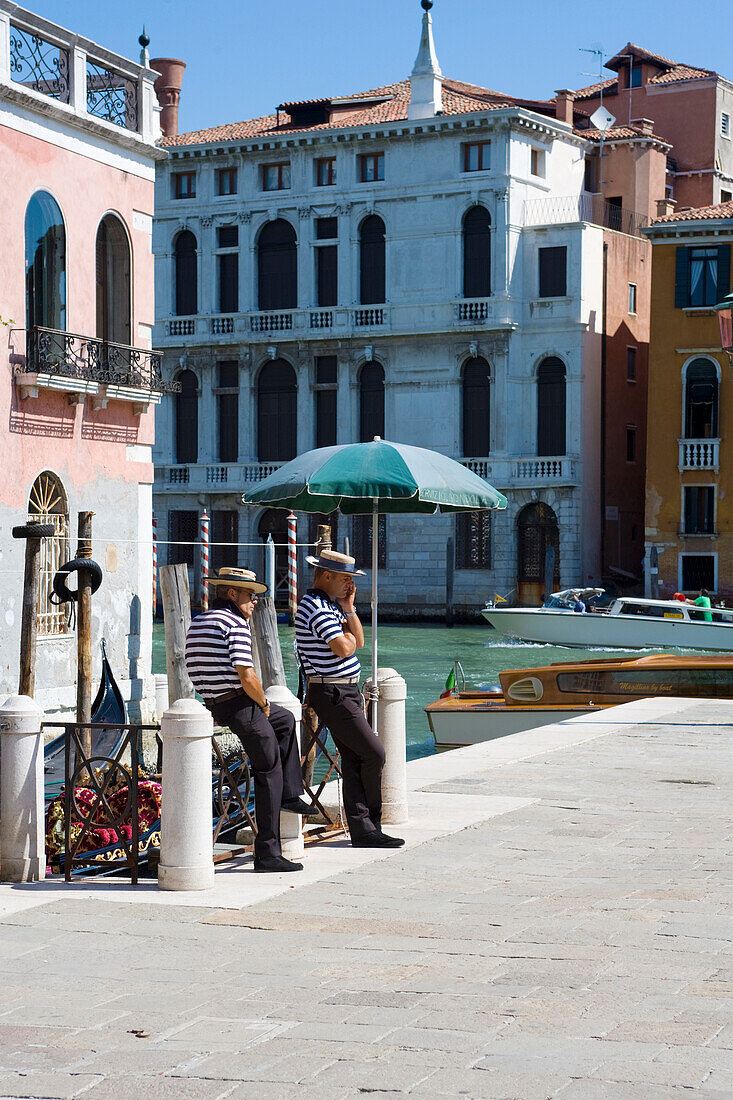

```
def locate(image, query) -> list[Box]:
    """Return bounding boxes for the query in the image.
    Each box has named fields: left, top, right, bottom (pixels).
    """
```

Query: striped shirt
left=295, top=588, right=361, bottom=679
left=185, top=603, right=254, bottom=702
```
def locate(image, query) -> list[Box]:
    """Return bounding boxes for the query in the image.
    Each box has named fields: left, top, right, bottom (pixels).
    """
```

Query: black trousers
left=307, top=682, right=385, bottom=839
left=210, top=694, right=303, bottom=860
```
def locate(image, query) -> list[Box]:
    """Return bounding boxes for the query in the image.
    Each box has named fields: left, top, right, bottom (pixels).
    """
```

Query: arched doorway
left=175, top=369, right=199, bottom=464
left=359, top=215, right=386, bottom=305
left=96, top=214, right=131, bottom=345
left=462, top=206, right=491, bottom=298
left=257, top=219, right=297, bottom=310
left=258, top=509, right=290, bottom=607
left=517, top=502, right=560, bottom=606
left=257, top=359, right=297, bottom=461
left=25, top=191, right=66, bottom=331
left=359, top=361, right=385, bottom=442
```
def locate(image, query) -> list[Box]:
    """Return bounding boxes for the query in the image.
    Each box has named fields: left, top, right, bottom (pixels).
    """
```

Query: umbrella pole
left=370, top=498, right=379, bottom=736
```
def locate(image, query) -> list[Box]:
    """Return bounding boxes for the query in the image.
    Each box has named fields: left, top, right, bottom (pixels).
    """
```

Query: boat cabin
left=609, top=597, right=733, bottom=625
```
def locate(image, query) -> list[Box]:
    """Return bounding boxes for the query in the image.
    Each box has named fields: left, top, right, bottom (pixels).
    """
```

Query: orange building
left=644, top=201, right=733, bottom=598
left=572, top=44, right=733, bottom=210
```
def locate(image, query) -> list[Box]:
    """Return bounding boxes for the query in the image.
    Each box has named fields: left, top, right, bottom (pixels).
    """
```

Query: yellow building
left=644, top=201, right=733, bottom=598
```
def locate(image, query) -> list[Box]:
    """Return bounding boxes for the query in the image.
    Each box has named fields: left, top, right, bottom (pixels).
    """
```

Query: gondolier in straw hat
left=295, top=549, right=404, bottom=849
left=185, top=566, right=317, bottom=873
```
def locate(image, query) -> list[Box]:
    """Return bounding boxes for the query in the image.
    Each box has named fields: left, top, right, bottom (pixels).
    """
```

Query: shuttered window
left=463, top=206, right=491, bottom=298
left=537, top=358, right=566, bottom=456
left=169, top=510, right=198, bottom=568
left=681, top=555, right=715, bottom=591
left=258, top=219, right=297, bottom=310
left=359, top=216, right=385, bottom=305
left=174, top=230, right=197, bottom=315
left=462, top=357, right=491, bottom=456
left=456, top=511, right=492, bottom=569
left=212, top=510, right=239, bottom=570
left=538, top=246, right=567, bottom=298
left=175, top=369, right=198, bottom=463
left=684, top=487, right=715, bottom=535
left=257, top=359, right=297, bottom=461
left=359, top=362, right=385, bottom=442
left=217, top=361, right=238, bottom=463
left=675, top=244, right=731, bottom=307
left=353, top=514, right=386, bottom=569
left=315, top=356, right=338, bottom=449
left=685, top=359, right=719, bottom=438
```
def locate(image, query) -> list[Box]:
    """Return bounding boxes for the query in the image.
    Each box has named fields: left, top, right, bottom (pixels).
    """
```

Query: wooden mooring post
left=251, top=596, right=286, bottom=690
left=12, top=523, right=55, bottom=697
left=160, top=563, right=195, bottom=704
left=76, top=511, right=94, bottom=758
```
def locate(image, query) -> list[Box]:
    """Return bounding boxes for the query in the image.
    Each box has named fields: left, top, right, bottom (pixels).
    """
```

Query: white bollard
left=158, top=698, right=215, bottom=891
left=265, top=684, right=304, bottom=860
left=0, top=695, right=45, bottom=882
left=365, top=668, right=408, bottom=826
left=154, top=673, right=169, bottom=722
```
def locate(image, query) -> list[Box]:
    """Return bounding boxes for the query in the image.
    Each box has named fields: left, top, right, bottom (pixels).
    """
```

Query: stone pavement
left=0, top=697, right=731, bottom=1098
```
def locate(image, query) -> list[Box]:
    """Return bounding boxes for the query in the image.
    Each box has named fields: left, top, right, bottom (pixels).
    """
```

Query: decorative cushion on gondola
left=45, top=780, right=162, bottom=860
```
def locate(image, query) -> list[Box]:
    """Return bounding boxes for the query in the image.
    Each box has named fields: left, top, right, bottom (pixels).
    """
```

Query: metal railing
left=679, top=439, right=720, bottom=470
left=523, top=194, right=650, bottom=238
left=23, top=326, right=179, bottom=393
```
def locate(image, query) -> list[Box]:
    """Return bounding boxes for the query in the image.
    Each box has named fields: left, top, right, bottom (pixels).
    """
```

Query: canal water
left=152, top=622, right=651, bottom=762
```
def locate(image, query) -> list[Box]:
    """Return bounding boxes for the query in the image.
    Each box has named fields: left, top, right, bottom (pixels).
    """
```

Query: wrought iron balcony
left=21, top=326, right=179, bottom=394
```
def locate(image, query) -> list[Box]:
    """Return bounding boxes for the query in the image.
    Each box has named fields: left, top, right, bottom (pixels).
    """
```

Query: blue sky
left=29, top=0, right=731, bottom=134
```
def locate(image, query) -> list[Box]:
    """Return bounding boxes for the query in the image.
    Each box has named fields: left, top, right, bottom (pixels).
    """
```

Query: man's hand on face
left=338, top=577, right=356, bottom=613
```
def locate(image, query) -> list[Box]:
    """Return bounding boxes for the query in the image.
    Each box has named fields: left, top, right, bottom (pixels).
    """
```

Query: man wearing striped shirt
left=185, top=567, right=315, bottom=873
left=296, top=549, right=404, bottom=849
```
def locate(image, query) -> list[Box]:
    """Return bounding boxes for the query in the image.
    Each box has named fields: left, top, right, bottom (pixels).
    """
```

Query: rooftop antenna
left=580, top=47, right=615, bottom=190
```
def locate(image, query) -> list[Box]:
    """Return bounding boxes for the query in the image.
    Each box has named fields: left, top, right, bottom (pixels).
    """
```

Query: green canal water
left=152, top=622, right=653, bottom=762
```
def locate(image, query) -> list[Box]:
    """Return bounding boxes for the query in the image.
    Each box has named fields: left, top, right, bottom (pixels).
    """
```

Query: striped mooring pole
left=200, top=510, right=210, bottom=612
left=151, top=511, right=158, bottom=620
left=287, top=511, right=297, bottom=624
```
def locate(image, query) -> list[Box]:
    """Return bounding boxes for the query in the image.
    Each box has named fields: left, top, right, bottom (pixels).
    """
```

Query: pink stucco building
left=0, top=3, right=172, bottom=715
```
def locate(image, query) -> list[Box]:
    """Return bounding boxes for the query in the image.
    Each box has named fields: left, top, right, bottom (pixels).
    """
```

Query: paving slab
left=0, top=697, right=729, bottom=1097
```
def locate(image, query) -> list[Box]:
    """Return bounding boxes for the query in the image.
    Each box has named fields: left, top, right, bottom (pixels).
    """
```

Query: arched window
left=28, top=471, right=69, bottom=636
left=462, top=357, right=491, bottom=456
left=684, top=358, right=719, bottom=438
left=258, top=359, right=297, bottom=461
left=25, top=192, right=66, bottom=331
left=175, top=369, right=199, bottom=463
left=517, top=502, right=560, bottom=603
left=359, top=361, right=385, bottom=442
left=96, top=214, right=131, bottom=345
left=537, top=357, right=566, bottom=456
left=359, top=215, right=386, bottom=305
left=174, top=230, right=198, bottom=316
left=257, top=219, right=297, bottom=310
left=462, top=206, right=491, bottom=299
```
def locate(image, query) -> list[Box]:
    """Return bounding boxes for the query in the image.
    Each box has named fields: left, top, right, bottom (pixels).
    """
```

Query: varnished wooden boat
left=425, top=653, right=733, bottom=750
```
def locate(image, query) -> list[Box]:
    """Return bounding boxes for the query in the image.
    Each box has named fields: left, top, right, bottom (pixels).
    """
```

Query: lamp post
left=714, top=291, right=733, bottom=362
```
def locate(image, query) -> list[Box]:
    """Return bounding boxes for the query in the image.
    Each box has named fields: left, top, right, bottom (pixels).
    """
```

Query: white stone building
left=152, top=6, right=614, bottom=616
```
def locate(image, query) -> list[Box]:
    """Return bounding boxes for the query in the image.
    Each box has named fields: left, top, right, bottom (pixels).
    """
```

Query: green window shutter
left=674, top=246, right=690, bottom=308
left=717, top=244, right=731, bottom=298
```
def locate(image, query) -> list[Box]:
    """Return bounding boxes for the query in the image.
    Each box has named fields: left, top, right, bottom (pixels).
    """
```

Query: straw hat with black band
left=205, top=566, right=268, bottom=595
left=305, top=548, right=365, bottom=576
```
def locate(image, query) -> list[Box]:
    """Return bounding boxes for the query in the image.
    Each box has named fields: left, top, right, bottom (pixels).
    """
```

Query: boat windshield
left=544, top=587, right=604, bottom=610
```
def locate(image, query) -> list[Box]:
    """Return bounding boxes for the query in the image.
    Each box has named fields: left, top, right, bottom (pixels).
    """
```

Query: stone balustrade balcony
left=462, top=455, right=579, bottom=489
left=155, top=462, right=282, bottom=493
left=678, top=439, right=720, bottom=471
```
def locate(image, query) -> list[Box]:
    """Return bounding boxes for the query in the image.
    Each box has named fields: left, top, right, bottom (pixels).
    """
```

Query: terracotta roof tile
left=162, top=77, right=523, bottom=148
left=572, top=43, right=716, bottom=99
left=653, top=200, right=733, bottom=224
left=577, top=122, right=668, bottom=143
left=648, top=64, right=715, bottom=85
left=572, top=77, right=617, bottom=101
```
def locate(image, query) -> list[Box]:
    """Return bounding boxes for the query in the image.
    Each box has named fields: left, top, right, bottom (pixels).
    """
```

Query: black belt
left=307, top=675, right=360, bottom=685
left=208, top=688, right=246, bottom=706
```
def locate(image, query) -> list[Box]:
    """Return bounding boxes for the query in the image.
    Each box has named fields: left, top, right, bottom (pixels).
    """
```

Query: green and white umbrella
left=242, top=438, right=507, bottom=732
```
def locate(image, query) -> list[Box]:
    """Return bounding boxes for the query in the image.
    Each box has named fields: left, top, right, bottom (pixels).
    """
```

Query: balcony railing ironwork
left=86, top=59, right=138, bottom=131
left=23, top=326, right=179, bottom=393
left=523, top=194, right=649, bottom=238
left=9, top=23, right=70, bottom=102
left=679, top=439, right=720, bottom=471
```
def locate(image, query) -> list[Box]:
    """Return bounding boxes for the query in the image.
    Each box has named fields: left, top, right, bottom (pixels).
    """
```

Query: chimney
left=408, top=0, right=442, bottom=121
left=632, top=117, right=655, bottom=136
left=656, top=197, right=676, bottom=218
left=554, top=89, right=575, bottom=126
left=150, top=58, right=186, bottom=138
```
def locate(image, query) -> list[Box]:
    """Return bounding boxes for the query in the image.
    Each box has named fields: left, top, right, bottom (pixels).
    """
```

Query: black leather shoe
left=254, top=855, right=304, bottom=873
left=351, top=831, right=405, bottom=849
left=281, top=798, right=320, bottom=816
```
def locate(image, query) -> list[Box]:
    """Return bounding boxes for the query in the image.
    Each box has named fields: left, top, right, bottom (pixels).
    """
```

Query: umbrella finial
left=373, top=435, right=381, bottom=441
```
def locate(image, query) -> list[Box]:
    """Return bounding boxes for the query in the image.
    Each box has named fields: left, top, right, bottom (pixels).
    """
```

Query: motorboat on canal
left=481, top=589, right=733, bottom=651
left=425, top=652, right=733, bottom=750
